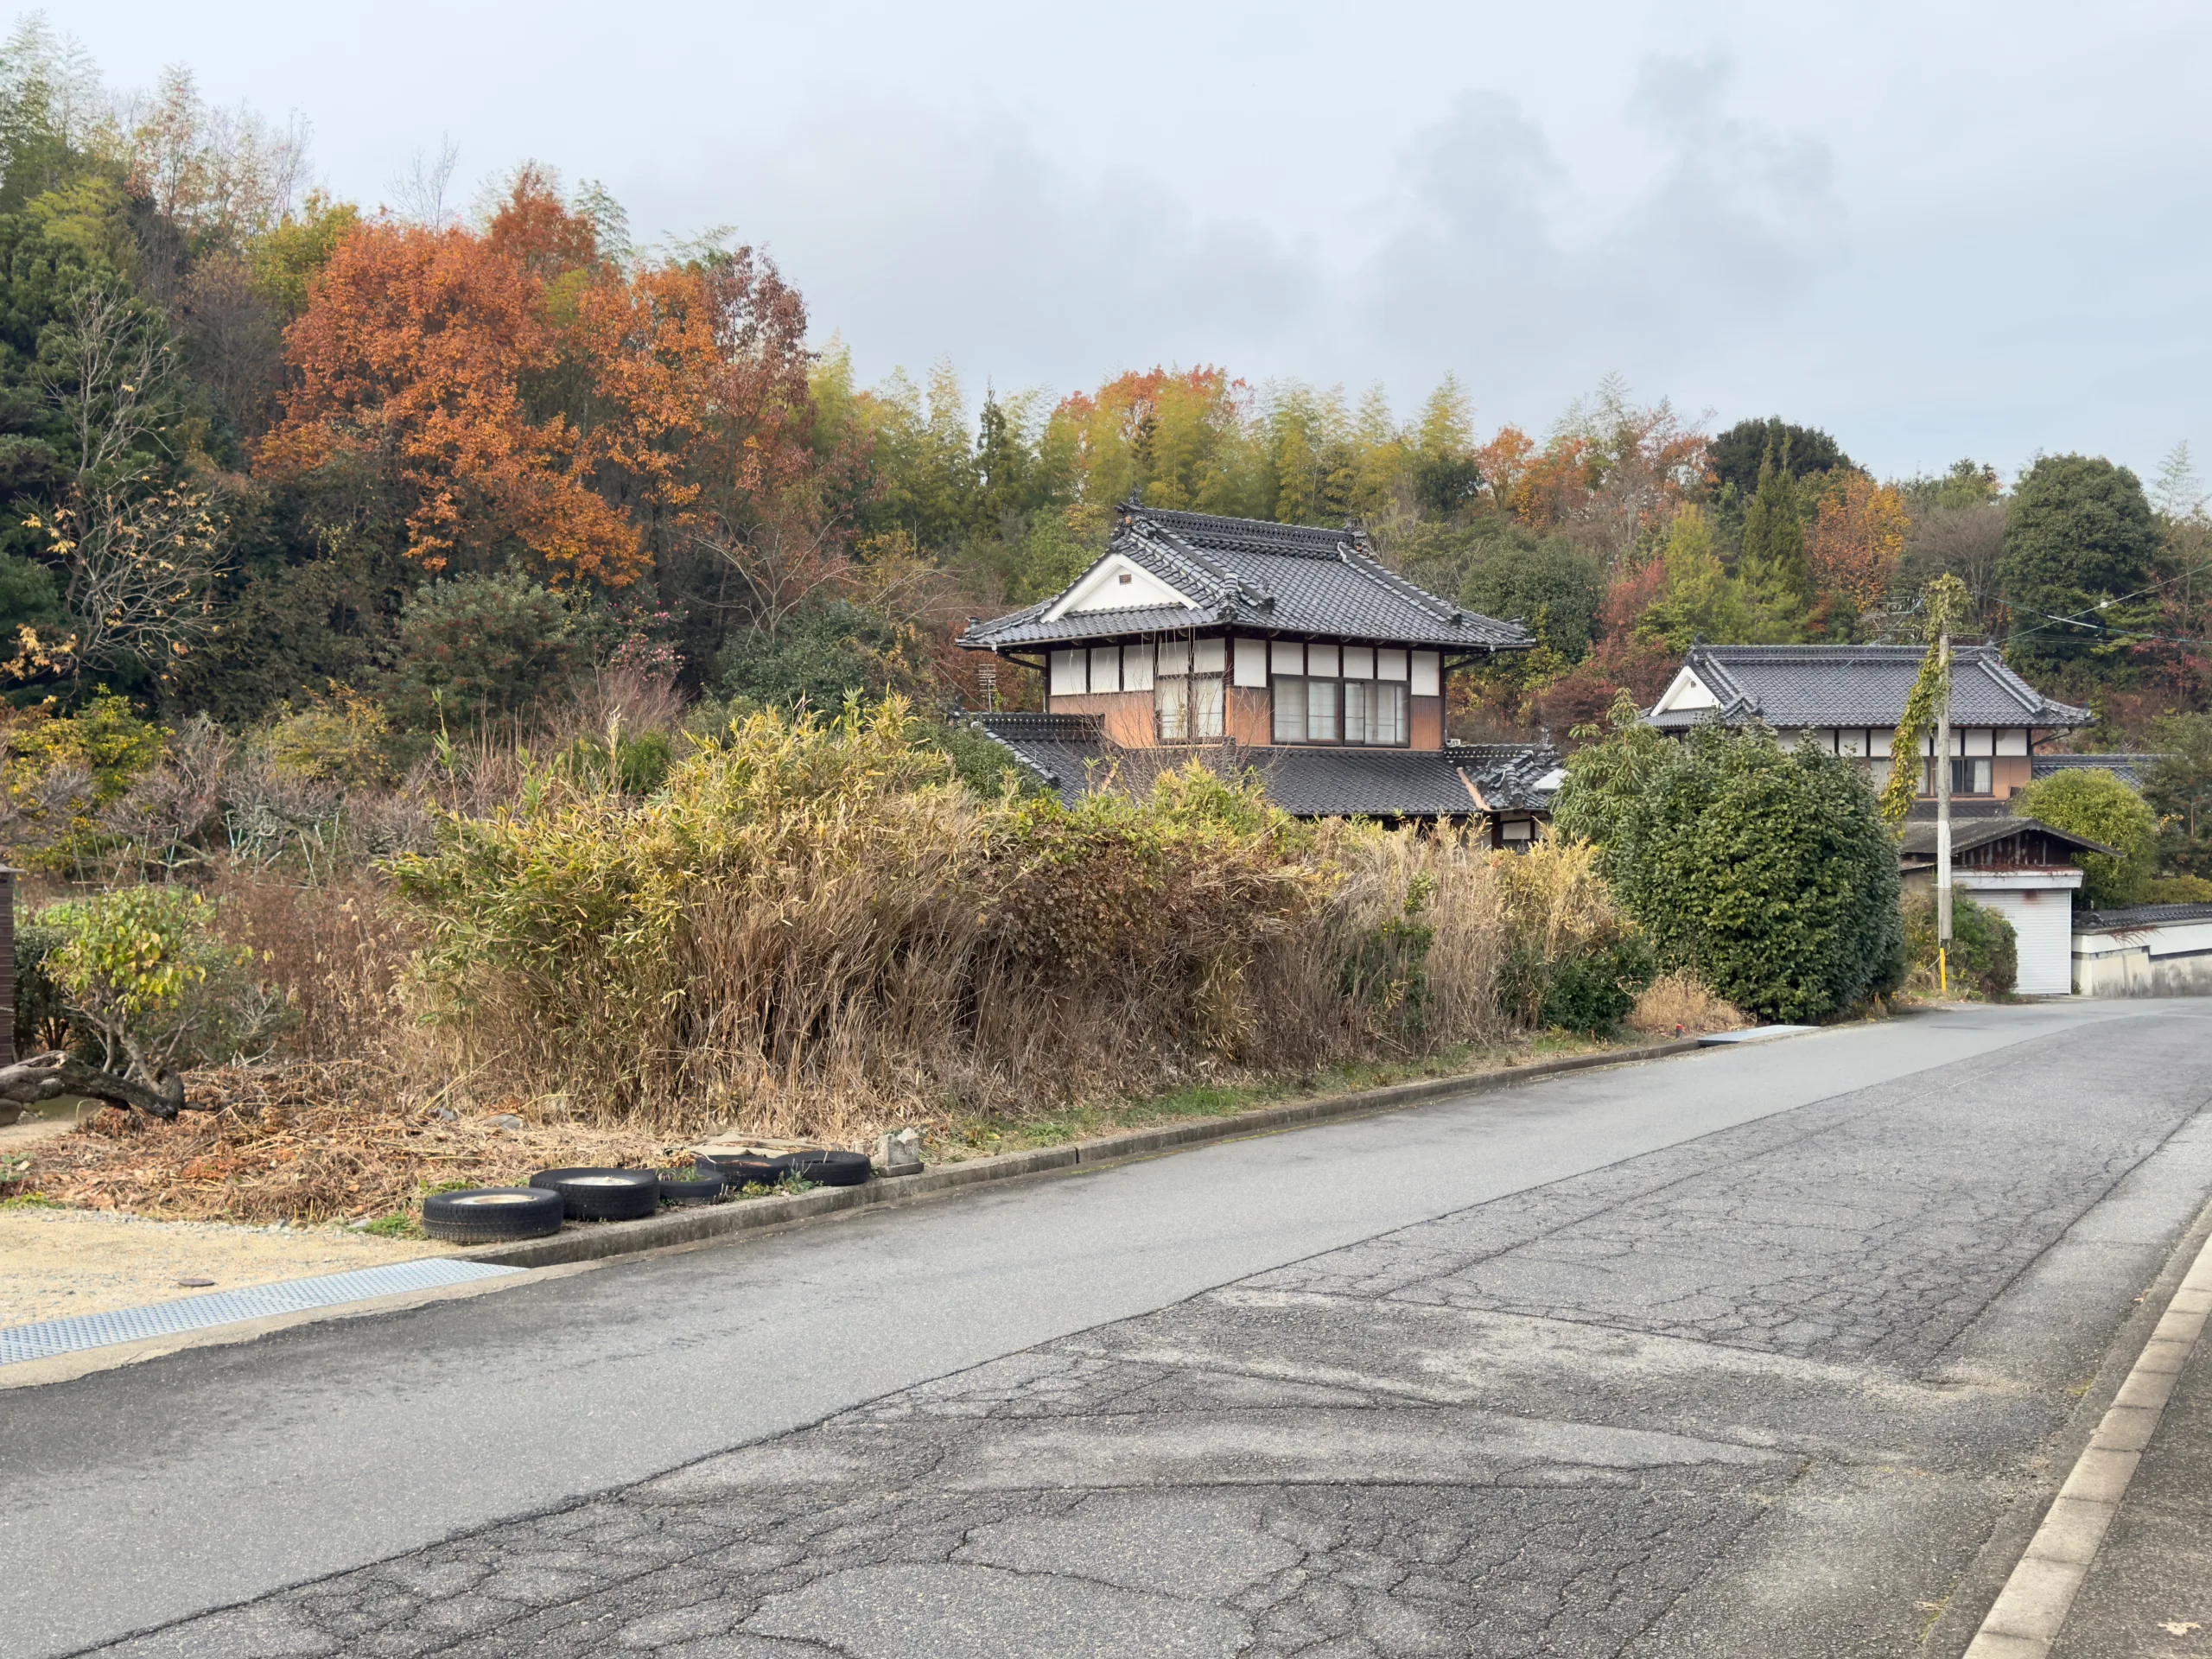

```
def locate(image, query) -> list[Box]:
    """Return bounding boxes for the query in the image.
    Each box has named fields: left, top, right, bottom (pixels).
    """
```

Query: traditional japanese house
left=1647, top=644, right=2090, bottom=803
left=956, top=504, right=1556, bottom=836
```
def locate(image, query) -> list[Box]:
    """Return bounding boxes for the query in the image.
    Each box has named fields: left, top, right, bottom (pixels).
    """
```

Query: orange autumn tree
left=257, top=171, right=821, bottom=592
left=1808, top=473, right=1909, bottom=613
left=1469, top=388, right=1707, bottom=567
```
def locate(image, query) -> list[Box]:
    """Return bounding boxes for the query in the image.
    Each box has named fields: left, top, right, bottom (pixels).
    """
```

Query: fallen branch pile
left=1, top=1061, right=702, bottom=1225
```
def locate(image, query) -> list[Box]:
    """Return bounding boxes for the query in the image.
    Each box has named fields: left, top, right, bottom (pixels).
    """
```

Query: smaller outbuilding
left=1896, top=817, right=2113, bottom=995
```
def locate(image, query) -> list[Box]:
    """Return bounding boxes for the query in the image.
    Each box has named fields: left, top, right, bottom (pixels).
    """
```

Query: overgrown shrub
left=2141, top=874, right=2212, bottom=905
left=32, top=886, right=289, bottom=1077
left=1490, top=835, right=1652, bottom=1032
left=2015, top=768, right=2158, bottom=909
left=389, top=698, right=1525, bottom=1129
left=1555, top=702, right=1904, bottom=1021
left=389, top=574, right=582, bottom=731
left=13, top=911, right=73, bottom=1056
left=1901, top=890, right=2018, bottom=998
left=1, top=693, right=168, bottom=874
left=714, top=601, right=916, bottom=711
left=556, top=728, right=674, bottom=795
left=1540, top=936, right=1657, bottom=1034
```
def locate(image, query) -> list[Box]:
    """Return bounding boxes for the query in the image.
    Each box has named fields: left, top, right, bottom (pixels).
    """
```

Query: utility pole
left=1935, top=627, right=1954, bottom=996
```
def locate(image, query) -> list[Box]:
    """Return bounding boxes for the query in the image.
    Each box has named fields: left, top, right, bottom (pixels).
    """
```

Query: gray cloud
left=68, top=0, right=2212, bottom=475
left=636, top=99, right=1319, bottom=395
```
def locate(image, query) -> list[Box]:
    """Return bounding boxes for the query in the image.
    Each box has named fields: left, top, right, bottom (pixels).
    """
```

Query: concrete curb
left=463, top=1038, right=1708, bottom=1271
left=1962, top=1219, right=2212, bottom=1657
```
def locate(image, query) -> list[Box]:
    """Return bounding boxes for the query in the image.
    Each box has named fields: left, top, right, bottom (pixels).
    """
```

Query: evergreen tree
left=1737, top=442, right=1813, bottom=623
left=1999, top=454, right=2158, bottom=668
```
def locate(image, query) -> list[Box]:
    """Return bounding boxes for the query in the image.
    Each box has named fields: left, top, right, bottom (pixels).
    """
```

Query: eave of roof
left=973, top=716, right=1557, bottom=821
left=1895, top=815, right=2118, bottom=860
left=2078, top=902, right=2212, bottom=931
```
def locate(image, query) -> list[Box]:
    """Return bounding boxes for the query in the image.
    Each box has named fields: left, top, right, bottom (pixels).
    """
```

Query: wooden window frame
left=1268, top=675, right=1409, bottom=748
left=1154, top=672, right=1225, bottom=742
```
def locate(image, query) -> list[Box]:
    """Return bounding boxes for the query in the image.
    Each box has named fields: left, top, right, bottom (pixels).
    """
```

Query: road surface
left=5, top=1000, right=2210, bottom=1657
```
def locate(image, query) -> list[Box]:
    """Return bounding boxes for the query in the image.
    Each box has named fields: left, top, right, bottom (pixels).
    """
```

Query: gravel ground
left=0, top=1206, right=448, bottom=1327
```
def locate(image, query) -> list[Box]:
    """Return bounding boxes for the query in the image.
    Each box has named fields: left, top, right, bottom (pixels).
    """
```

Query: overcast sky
left=59, top=1, right=2212, bottom=485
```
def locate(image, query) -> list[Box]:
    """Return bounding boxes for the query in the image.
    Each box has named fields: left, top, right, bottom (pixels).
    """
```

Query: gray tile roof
left=1450, top=743, right=1567, bottom=813
left=972, top=716, right=1556, bottom=821
left=959, top=506, right=1533, bottom=653
left=2077, top=902, right=2212, bottom=931
left=2031, top=753, right=2164, bottom=790
left=1649, top=645, right=2089, bottom=731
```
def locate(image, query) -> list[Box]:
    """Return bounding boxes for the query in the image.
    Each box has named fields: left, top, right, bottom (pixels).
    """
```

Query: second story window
left=1271, top=641, right=1411, bottom=747
left=1154, top=637, right=1225, bottom=741
left=1344, top=680, right=1407, bottom=745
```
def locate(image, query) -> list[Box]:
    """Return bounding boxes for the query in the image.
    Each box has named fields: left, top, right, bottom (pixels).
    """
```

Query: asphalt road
left=6, top=1001, right=2212, bottom=1658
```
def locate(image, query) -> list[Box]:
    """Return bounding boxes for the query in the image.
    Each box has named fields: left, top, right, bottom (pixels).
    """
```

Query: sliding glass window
left=1274, top=676, right=1406, bottom=746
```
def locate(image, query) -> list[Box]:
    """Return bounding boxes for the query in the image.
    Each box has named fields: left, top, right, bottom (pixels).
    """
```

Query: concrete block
left=2020, top=1497, right=2113, bottom=1567
left=2056, top=1446, right=2141, bottom=1506
left=1977, top=1558, right=2089, bottom=1642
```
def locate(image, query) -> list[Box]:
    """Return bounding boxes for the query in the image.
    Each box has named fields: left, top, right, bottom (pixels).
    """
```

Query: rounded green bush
left=1555, top=711, right=1904, bottom=1023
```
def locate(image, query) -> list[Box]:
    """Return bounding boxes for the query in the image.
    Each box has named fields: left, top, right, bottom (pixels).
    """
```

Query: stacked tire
left=657, top=1168, right=725, bottom=1205
left=695, top=1152, right=786, bottom=1191
left=697, top=1148, right=873, bottom=1188
left=775, top=1149, right=872, bottom=1186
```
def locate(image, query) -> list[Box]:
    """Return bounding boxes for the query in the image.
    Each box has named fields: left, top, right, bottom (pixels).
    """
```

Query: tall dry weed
left=389, top=702, right=1532, bottom=1138
left=206, top=864, right=415, bottom=1062
left=1627, top=970, right=1747, bottom=1036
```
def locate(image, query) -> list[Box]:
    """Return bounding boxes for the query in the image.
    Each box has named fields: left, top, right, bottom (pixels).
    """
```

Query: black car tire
left=657, top=1170, right=724, bottom=1205
left=696, top=1153, right=789, bottom=1191
left=529, top=1167, right=661, bottom=1222
left=421, top=1187, right=566, bottom=1243
left=772, top=1149, right=873, bottom=1186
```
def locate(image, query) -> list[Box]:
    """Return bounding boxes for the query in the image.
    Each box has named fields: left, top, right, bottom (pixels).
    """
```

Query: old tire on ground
left=696, top=1153, right=788, bottom=1191
left=773, top=1149, right=873, bottom=1187
left=529, top=1167, right=660, bottom=1222
left=657, top=1170, right=724, bottom=1205
left=421, top=1187, right=565, bottom=1243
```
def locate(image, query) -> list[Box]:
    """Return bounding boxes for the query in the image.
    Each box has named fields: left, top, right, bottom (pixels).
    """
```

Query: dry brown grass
left=9, top=1061, right=701, bottom=1224
left=1627, top=970, right=1749, bottom=1037
left=3, top=706, right=1637, bottom=1225
left=206, top=865, right=416, bottom=1061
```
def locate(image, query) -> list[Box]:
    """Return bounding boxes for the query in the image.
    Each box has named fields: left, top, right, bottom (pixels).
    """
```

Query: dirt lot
left=0, top=1205, right=451, bottom=1328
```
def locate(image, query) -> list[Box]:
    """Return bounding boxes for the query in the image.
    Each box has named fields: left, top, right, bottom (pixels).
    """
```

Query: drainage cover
left=1, top=1257, right=523, bottom=1367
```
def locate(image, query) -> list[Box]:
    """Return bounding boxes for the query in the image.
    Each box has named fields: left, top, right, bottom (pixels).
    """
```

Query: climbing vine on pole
left=1878, top=575, right=1973, bottom=830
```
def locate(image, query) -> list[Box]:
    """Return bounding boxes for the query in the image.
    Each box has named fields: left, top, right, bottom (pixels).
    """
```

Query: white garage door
left=1972, top=887, right=2074, bottom=995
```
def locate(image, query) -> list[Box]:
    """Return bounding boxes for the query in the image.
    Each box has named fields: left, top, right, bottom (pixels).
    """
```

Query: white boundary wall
left=2074, top=915, right=2212, bottom=996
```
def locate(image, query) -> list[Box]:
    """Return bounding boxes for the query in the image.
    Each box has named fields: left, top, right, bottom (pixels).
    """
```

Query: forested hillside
left=3, top=18, right=2208, bottom=756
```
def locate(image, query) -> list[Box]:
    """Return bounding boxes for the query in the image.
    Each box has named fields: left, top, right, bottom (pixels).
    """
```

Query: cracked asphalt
left=10, top=1001, right=2212, bottom=1658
